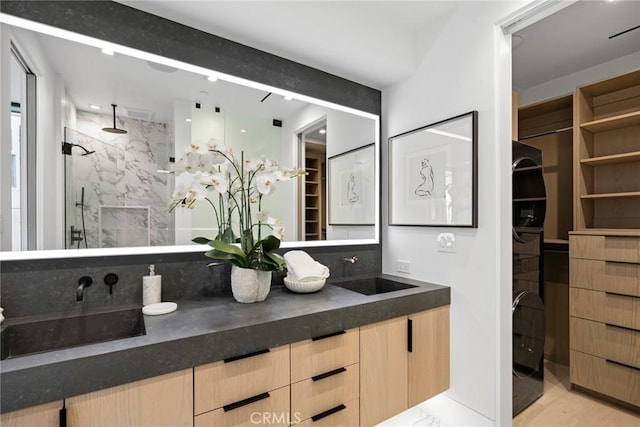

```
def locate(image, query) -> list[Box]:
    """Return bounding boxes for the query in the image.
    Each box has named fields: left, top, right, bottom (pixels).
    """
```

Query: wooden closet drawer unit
left=570, top=235, right=640, bottom=263
left=570, top=350, right=640, bottom=407
left=194, top=386, right=290, bottom=427
left=295, top=399, right=359, bottom=427
left=513, top=231, right=541, bottom=256
left=194, top=345, right=290, bottom=415
left=570, top=258, right=640, bottom=296
left=291, top=363, right=359, bottom=422
left=570, top=317, right=640, bottom=368
left=570, top=288, right=640, bottom=330
left=290, top=328, right=359, bottom=383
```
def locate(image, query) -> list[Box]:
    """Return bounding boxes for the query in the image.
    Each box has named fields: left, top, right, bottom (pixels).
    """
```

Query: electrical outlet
left=437, top=233, right=456, bottom=253
left=396, top=260, right=411, bottom=274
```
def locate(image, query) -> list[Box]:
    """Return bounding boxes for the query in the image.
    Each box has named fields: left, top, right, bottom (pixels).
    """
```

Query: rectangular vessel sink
left=0, top=308, right=145, bottom=360
left=329, top=276, right=417, bottom=296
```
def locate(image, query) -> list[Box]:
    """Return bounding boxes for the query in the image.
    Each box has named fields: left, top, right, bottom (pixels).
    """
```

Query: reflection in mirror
left=0, top=20, right=379, bottom=255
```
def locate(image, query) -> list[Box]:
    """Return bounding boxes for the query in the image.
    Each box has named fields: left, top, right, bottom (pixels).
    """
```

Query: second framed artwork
left=389, top=111, right=478, bottom=227
left=328, top=143, right=376, bottom=225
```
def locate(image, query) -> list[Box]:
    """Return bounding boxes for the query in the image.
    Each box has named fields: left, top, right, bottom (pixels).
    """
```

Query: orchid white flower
left=255, top=171, right=277, bottom=195
left=201, top=172, right=228, bottom=193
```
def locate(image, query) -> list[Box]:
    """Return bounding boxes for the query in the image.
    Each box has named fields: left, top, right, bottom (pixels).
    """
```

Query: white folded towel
left=284, top=250, right=330, bottom=282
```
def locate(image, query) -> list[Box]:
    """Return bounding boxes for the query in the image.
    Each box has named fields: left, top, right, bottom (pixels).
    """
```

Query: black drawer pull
left=606, top=359, right=640, bottom=372
left=312, top=367, right=347, bottom=382
left=605, top=323, right=640, bottom=333
left=312, top=330, right=346, bottom=341
left=605, top=291, right=639, bottom=299
left=224, top=348, right=270, bottom=363
left=223, top=392, right=270, bottom=412
left=604, top=260, right=638, bottom=265
left=311, top=404, right=347, bottom=422
left=407, top=318, right=413, bottom=353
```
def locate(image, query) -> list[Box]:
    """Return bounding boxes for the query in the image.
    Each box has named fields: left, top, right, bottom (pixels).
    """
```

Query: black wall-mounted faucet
left=76, top=276, right=93, bottom=301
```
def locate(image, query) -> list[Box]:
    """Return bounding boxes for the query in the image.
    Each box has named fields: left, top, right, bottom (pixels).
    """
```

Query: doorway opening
left=297, top=118, right=326, bottom=241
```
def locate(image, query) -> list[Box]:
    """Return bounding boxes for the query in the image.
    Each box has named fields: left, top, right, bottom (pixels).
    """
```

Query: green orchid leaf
left=219, top=227, right=237, bottom=243
left=192, top=236, right=211, bottom=245
left=260, top=235, right=281, bottom=252
left=207, top=239, right=246, bottom=258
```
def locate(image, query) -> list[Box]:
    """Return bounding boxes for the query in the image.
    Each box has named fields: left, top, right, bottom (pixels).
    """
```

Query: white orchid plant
left=170, top=140, right=305, bottom=271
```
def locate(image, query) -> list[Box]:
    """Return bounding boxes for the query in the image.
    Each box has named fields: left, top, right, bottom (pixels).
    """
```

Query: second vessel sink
left=0, top=307, right=145, bottom=360
left=329, top=276, right=417, bottom=296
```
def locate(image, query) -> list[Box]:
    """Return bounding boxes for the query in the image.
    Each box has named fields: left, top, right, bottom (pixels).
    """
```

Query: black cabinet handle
left=407, top=319, right=413, bottom=353
left=312, top=330, right=346, bottom=341
left=224, top=348, right=270, bottom=363
left=606, top=359, right=640, bottom=372
left=59, top=405, right=67, bottom=427
left=223, top=392, right=270, bottom=412
left=311, top=404, right=347, bottom=422
left=312, top=367, right=347, bottom=382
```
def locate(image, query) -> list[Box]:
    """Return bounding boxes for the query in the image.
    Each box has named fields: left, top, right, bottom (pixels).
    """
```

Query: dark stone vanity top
left=0, top=274, right=449, bottom=413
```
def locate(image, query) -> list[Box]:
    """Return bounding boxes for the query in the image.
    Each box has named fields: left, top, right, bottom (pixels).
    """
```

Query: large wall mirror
left=0, top=8, right=380, bottom=259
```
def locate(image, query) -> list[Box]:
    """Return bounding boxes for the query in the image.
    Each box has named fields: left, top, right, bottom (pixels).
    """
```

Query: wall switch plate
left=396, top=260, right=411, bottom=274
left=437, top=233, right=456, bottom=253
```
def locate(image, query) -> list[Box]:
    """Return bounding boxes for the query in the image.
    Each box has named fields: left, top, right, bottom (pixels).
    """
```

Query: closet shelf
left=580, top=111, right=640, bottom=133
left=513, top=197, right=546, bottom=202
left=580, top=191, right=640, bottom=200
left=580, top=151, right=640, bottom=166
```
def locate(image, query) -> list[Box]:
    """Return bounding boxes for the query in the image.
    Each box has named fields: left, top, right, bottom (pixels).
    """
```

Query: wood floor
left=513, top=360, right=639, bottom=427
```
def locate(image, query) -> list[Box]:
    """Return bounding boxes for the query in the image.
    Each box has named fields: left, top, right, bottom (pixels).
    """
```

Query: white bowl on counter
left=283, top=277, right=326, bottom=293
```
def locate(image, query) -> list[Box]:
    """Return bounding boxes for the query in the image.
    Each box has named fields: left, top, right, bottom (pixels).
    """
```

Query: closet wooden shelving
left=574, top=69, right=640, bottom=231
left=302, top=151, right=326, bottom=241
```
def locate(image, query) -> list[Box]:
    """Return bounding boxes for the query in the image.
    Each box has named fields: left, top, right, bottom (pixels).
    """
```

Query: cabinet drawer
left=290, top=328, right=359, bottom=383
left=570, top=258, right=640, bottom=297
left=570, top=350, right=640, bottom=407
left=570, top=317, right=640, bottom=369
left=570, top=288, right=640, bottom=330
left=295, top=399, right=359, bottom=427
left=570, top=235, right=640, bottom=262
left=194, top=345, right=289, bottom=415
left=291, top=363, right=359, bottom=422
left=194, top=386, right=290, bottom=427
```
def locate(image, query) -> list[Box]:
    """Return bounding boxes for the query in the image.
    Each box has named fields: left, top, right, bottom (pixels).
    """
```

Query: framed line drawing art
left=328, top=143, right=376, bottom=225
left=389, top=111, right=478, bottom=227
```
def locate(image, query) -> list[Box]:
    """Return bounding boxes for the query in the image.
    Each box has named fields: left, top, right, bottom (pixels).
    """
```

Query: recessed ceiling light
left=185, top=118, right=192, bottom=122
left=284, top=95, right=293, bottom=101
left=207, top=75, right=218, bottom=82
left=89, top=104, right=101, bottom=110
left=319, top=129, right=326, bottom=134
left=240, top=129, right=247, bottom=133
left=101, top=47, right=114, bottom=56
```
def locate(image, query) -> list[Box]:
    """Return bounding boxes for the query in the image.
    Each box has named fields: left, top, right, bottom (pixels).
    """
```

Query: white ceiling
left=513, top=0, right=640, bottom=91
left=118, top=0, right=640, bottom=91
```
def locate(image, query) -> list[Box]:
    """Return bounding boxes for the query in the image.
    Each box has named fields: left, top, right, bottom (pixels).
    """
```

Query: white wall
left=517, top=51, right=640, bottom=106
left=0, top=24, right=11, bottom=250
left=382, top=2, right=526, bottom=425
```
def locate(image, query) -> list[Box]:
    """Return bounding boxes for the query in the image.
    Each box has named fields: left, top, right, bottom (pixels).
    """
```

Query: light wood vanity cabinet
left=0, top=400, right=62, bottom=427
left=290, top=328, right=360, bottom=426
left=360, top=306, right=450, bottom=426
left=569, top=234, right=640, bottom=408
left=194, top=344, right=290, bottom=426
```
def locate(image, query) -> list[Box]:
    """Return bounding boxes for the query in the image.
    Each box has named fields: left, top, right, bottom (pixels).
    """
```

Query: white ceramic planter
left=230, top=265, right=272, bottom=303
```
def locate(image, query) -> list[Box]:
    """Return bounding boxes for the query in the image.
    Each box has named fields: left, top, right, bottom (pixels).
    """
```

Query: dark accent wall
left=0, top=1, right=382, bottom=320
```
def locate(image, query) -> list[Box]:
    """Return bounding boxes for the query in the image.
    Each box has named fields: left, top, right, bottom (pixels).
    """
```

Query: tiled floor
left=378, top=360, right=639, bottom=426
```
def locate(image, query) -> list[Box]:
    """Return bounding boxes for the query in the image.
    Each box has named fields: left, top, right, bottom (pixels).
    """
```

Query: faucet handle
left=343, top=256, right=358, bottom=264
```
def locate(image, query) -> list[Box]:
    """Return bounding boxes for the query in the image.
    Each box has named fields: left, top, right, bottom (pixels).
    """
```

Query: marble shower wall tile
left=65, top=111, right=174, bottom=248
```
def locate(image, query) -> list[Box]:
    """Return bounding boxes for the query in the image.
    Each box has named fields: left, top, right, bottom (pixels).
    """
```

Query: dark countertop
left=0, top=274, right=449, bottom=413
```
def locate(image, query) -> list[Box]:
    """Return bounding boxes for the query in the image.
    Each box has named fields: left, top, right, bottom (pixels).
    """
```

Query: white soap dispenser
left=143, top=264, right=162, bottom=306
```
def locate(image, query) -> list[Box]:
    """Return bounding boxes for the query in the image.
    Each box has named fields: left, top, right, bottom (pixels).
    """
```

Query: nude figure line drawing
left=414, top=157, right=434, bottom=197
